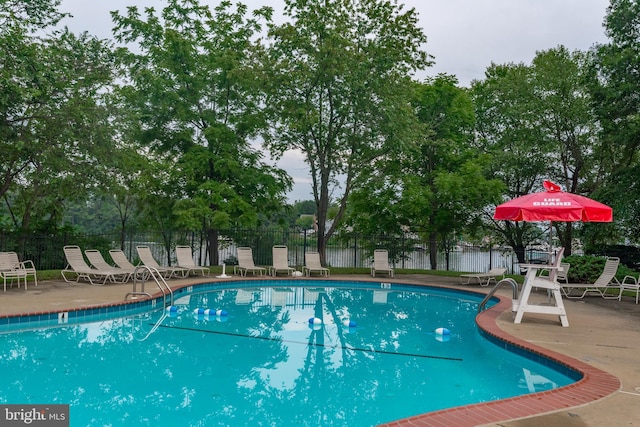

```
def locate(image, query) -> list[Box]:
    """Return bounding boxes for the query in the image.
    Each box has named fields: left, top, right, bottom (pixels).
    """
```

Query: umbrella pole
left=549, top=221, right=553, bottom=265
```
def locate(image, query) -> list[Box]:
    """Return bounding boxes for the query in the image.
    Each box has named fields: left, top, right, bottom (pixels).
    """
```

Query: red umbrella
left=494, top=180, right=613, bottom=223
left=493, top=181, right=613, bottom=259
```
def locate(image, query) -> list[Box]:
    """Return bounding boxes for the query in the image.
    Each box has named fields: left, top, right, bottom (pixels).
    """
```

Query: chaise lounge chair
left=175, top=246, right=209, bottom=277
left=109, top=249, right=147, bottom=281
left=269, top=245, right=296, bottom=277
left=234, top=247, right=266, bottom=277
left=561, top=257, right=621, bottom=299
left=0, top=252, right=28, bottom=291
left=136, top=245, right=188, bottom=279
left=618, top=274, right=640, bottom=304
left=84, top=249, right=132, bottom=283
left=6, top=251, right=37, bottom=287
left=302, top=251, right=330, bottom=277
left=460, top=267, right=507, bottom=287
left=371, top=249, right=394, bottom=278
left=61, top=245, right=119, bottom=285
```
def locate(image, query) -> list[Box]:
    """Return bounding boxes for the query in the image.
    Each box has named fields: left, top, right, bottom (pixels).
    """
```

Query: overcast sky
left=59, top=0, right=612, bottom=201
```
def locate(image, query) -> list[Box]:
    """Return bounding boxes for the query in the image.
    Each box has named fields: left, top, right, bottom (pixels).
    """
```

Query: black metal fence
left=0, top=228, right=543, bottom=274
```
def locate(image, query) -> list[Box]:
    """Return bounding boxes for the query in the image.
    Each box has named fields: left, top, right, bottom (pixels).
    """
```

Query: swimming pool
left=0, top=280, right=579, bottom=426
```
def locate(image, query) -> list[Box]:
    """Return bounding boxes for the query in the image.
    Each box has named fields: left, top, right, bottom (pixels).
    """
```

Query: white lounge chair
left=618, top=274, right=640, bottom=304
left=109, top=249, right=137, bottom=270
left=136, top=245, right=188, bottom=279
left=302, top=251, right=329, bottom=277
left=460, top=267, right=507, bottom=287
left=84, top=249, right=132, bottom=283
left=269, top=245, right=296, bottom=277
left=175, top=246, right=209, bottom=277
left=109, top=249, right=147, bottom=280
left=561, top=257, right=621, bottom=299
left=371, top=249, right=394, bottom=278
left=234, top=247, right=266, bottom=277
left=61, top=245, right=118, bottom=285
left=6, top=251, right=37, bottom=286
left=0, top=252, right=28, bottom=291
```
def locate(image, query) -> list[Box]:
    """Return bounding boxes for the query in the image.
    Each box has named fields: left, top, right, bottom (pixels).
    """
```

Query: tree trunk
left=556, top=222, right=573, bottom=256
left=207, top=228, right=219, bottom=266
left=429, top=231, right=438, bottom=270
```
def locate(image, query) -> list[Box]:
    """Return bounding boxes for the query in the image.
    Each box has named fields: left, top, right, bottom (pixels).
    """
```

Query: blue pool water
left=0, top=280, right=578, bottom=426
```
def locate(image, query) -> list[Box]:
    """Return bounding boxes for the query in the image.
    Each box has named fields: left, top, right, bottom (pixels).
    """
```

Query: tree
left=529, top=47, right=605, bottom=252
left=346, top=75, right=503, bottom=269
left=472, top=47, right=603, bottom=259
left=111, top=0, right=292, bottom=265
left=1, top=0, right=116, bottom=233
left=587, top=0, right=640, bottom=244
left=0, top=0, right=66, bottom=30
left=262, top=0, right=431, bottom=265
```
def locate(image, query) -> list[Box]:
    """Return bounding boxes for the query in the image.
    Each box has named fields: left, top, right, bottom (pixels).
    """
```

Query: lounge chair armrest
left=20, top=260, right=36, bottom=269
left=622, top=275, right=638, bottom=285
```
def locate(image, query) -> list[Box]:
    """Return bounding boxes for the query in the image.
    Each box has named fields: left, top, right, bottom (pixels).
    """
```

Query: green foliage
left=0, top=0, right=67, bottom=30
left=587, top=0, right=640, bottom=245
left=295, top=215, right=315, bottom=230
left=3, top=0, right=640, bottom=258
left=564, top=254, right=636, bottom=283
left=472, top=47, right=605, bottom=258
left=0, top=1, right=117, bottom=234
left=111, top=0, right=292, bottom=264
left=262, top=0, right=431, bottom=262
left=346, top=76, right=503, bottom=268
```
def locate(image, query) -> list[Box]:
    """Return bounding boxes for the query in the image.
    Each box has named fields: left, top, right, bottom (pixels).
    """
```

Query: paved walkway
left=1, top=274, right=639, bottom=426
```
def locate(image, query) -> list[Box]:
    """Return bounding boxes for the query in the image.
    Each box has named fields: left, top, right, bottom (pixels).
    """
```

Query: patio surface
left=1, top=273, right=638, bottom=426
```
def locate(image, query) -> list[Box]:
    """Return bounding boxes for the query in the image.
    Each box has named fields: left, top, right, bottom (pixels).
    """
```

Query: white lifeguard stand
left=513, top=248, right=569, bottom=327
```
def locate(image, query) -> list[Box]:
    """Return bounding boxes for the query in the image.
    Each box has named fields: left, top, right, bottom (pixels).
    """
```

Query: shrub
left=563, top=255, right=636, bottom=284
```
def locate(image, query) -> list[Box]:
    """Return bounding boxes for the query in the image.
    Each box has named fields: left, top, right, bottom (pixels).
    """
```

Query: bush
left=563, top=255, right=636, bottom=283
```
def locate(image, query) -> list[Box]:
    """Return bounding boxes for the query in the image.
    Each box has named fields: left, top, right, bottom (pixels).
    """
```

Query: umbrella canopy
left=493, top=181, right=613, bottom=223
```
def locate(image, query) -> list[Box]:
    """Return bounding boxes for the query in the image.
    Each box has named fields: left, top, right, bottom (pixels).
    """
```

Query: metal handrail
left=477, top=278, right=519, bottom=314
left=124, top=265, right=174, bottom=307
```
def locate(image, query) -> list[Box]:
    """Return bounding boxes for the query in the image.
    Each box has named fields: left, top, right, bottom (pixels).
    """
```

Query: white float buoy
left=193, top=308, right=206, bottom=314
left=166, top=305, right=178, bottom=312
left=434, top=327, right=451, bottom=336
left=202, top=308, right=228, bottom=317
left=343, top=319, right=357, bottom=328
left=308, top=317, right=323, bottom=325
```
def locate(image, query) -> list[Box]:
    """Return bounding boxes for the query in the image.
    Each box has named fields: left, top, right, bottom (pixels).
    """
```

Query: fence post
left=303, top=229, right=308, bottom=256
left=489, top=245, right=493, bottom=270
left=353, top=234, right=358, bottom=268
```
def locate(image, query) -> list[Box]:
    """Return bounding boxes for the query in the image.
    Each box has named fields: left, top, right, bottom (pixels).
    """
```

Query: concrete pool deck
left=1, top=273, right=638, bottom=426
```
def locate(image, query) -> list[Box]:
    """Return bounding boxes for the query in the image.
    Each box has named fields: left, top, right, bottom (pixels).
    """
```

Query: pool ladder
left=124, top=265, right=174, bottom=308
left=477, top=278, right=519, bottom=314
